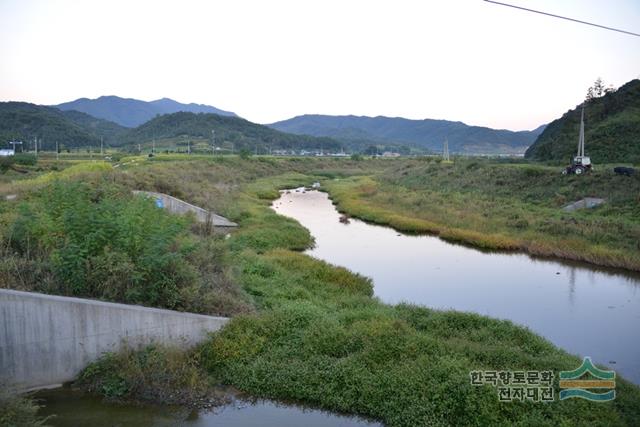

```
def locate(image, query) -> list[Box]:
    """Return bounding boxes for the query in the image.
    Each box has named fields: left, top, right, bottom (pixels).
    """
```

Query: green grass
left=191, top=173, right=640, bottom=426
left=323, top=159, right=640, bottom=271
left=0, top=388, right=48, bottom=427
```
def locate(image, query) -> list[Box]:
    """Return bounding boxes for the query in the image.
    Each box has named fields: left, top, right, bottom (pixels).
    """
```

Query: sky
left=0, top=0, right=639, bottom=131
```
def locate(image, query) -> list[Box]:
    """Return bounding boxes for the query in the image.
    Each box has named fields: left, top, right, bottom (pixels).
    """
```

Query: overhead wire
left=484, top=0, right=640, bottom=38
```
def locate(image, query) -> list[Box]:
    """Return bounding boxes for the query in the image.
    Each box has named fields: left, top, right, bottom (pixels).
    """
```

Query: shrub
left=13, top=154, right=37, bottom=166
left=0, top=386, right=48, bottom=427
left=4, top=181, right=197, bottom=309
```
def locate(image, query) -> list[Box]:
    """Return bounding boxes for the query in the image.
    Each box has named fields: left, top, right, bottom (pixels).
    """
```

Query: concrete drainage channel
left=0, top=289, right=229, bottom=392
left=133, top=190, right=238, bottom=228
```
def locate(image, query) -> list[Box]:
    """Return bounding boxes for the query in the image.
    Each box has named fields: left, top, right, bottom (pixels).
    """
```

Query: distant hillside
left=61, top=110, right=128, bottom=145
left=0, top=102, right=100, bottom=150
left=269, top=115, right=544, bottom=154
left=526, top=79, right=640, bottom=163
left=125, top=112, right=343, bottom=152
left=55, top=96, right=236, bottom=127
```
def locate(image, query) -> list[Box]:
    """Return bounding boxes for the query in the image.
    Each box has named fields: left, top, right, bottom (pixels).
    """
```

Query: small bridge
left=133, top=190, right=237, bottom=228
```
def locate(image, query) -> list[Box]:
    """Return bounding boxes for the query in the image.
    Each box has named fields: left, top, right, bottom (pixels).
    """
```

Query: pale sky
left=1, top=0, right=639, bottom=130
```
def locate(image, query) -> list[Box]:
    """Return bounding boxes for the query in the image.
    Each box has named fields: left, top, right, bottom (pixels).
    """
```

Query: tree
left=593, top=77, right=605, bottom=97
left=586, top=77, right=611, bottom=102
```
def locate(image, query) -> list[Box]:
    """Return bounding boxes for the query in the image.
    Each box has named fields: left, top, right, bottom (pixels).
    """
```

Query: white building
left=0, top=149, right=15, bottom=157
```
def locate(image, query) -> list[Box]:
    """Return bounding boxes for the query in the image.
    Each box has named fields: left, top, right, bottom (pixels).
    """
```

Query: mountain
left=0, top=102, right=100, bottom=150
left=55, top=96, right=236, bottom=128
left=525, top=79, right=640, bottom=163
left=61, top=110, right=128, bottom=146
left=269, top=115, right=543, bottom=154
left=124, top=111, right=343, bottom=152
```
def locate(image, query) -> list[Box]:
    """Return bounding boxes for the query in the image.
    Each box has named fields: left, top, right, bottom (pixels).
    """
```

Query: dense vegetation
left=0, top=174, right=252, bottom=316
left=526, top=79, right=640, bottom=163
left=0, top=102, right=102, bottom=151
left=269, top=114, right=545, bottom=154
left=56, top=95, right=236, bottom=127
left=61, top=109, right=128, bottom=145
left=124, top=112, right=345, bottom=153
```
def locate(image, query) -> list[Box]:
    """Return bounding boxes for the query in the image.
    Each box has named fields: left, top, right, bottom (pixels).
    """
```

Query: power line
left=484, top=0, right=640, bottom=38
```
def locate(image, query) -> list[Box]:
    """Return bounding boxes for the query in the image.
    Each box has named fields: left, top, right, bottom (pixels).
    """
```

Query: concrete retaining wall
left=133, top=190, right=237, bottom=227
left=0, top=289, right=229, bottom=392
left=562, top=197, right=605, bottom=212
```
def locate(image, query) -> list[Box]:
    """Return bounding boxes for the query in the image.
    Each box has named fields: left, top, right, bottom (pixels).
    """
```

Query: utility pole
left=211, top=130, right=215, bottom=155
left=100, top=137, right=104, bottom=155
left=577, top=107, right=585, bottom=157
left=188, top=139, right=191, bottom=155
left=34, top=137, right=38, bottom=157
left=152, top=138, right=156, bottom=155
left=56, top=141, right=59, bottom=160
left=443, top=137, right=450, bottom=162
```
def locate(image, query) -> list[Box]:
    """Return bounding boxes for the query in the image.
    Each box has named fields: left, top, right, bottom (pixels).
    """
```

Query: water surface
left=37, top=388, right=381, bottom=427
left=272, top=188, right=640, bottom=384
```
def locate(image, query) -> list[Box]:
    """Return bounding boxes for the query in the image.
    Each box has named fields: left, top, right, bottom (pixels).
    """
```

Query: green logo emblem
left=559, top=357, right=616, bottom=401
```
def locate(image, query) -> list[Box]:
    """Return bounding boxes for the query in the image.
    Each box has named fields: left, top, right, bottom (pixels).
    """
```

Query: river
left=272, top=188, right=640, bottom=385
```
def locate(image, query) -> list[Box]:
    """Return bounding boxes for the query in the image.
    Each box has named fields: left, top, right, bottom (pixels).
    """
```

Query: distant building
left=0, top=149, right=15, bottom=157
left=382, top=151, right=401, bottom=158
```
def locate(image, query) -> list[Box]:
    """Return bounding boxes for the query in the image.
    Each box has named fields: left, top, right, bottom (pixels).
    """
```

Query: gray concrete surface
left=0, top=289, right=229, bottom=392
left=562, top=197, right=606, bottom=212
left=133, top=190, right=237, bottom=227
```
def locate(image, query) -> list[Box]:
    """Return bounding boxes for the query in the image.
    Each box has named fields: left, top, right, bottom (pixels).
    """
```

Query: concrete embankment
left=0, top=289, right=228, bottom=392
left=133, top=190, right=237, bottom=227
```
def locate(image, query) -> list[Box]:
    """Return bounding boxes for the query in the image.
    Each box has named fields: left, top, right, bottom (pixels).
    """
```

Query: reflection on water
left=272, top=189, right=640, bottom=384
left=36, top=388, right=381, bottom=427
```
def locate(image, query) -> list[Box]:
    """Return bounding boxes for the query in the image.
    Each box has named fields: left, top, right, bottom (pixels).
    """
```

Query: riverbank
left=79, top=168, right=640, bottom=426
left=2, top=157, right=640, bottom=426
left=322, top=160, right=640, bottom=272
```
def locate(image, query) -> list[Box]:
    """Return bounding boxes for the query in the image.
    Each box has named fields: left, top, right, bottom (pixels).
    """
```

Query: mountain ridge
left=269, top=114, right=545, bottom=154
left=55, top=95, right=236, bottom=128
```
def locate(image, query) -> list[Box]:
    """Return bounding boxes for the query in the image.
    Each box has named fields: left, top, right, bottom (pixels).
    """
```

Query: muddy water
left=272, top=188, right=640, bottom=384
left=36, top=388, right=382, bottom=427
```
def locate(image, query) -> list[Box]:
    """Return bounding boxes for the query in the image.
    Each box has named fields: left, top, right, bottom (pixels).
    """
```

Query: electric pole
left=443, top=138, right=450, bottom=162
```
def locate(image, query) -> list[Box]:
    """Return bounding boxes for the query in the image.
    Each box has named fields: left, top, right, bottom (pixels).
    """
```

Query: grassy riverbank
left=2, top=156, right=640, bottom=426
left=323, top=159, right=640, bottom=271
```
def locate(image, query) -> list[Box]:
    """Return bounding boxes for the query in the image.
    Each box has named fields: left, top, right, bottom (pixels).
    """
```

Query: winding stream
left=272, top=188, right=640, bottom=384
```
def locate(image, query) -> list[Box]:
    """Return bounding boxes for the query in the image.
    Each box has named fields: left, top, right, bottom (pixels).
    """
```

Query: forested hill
left=525, top=79, right=640, bottom=163
left=269, top=115, right=545, bottom=154
left=125, top=112, right=343, bottom=152
left=61, top=110, right=128, bottom=145
left=0, top=102, right=102, bottom=150
left=56, top=96, right=236, bottom=128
